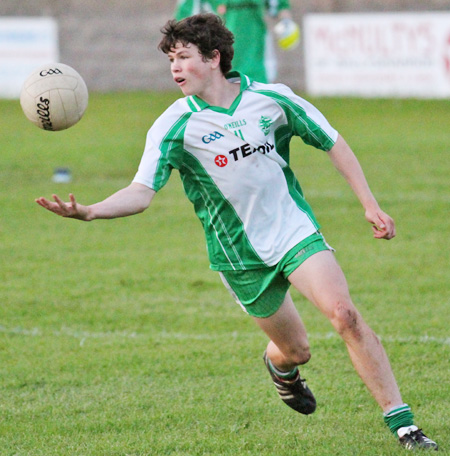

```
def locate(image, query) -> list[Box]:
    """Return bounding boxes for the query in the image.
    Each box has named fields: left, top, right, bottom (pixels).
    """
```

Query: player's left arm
left=327, top=134, right=396, bottom=240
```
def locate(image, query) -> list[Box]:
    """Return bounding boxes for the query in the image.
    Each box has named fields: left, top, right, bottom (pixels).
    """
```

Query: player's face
left=168, top=43, right=215, bottom=97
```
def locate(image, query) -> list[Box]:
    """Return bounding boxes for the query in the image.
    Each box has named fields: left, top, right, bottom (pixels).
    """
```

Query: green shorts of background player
left=35, top=13, right=438, bottom=451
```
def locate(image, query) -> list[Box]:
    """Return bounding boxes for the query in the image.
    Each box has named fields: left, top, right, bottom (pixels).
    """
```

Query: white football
left=20, top=63, right=88, bottom=131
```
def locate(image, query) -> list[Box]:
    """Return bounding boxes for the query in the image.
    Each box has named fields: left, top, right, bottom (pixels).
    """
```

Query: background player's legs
left=252, top=291, right=311, bottom=371
left=288, top=250, right=403, bottom=411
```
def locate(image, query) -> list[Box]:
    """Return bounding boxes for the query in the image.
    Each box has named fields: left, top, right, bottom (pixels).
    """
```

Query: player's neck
left=197, top=75, right=240, bottom=109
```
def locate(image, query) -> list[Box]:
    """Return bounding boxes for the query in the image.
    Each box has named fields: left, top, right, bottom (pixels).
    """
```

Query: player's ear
left=211, top=49, right=221, bottom=69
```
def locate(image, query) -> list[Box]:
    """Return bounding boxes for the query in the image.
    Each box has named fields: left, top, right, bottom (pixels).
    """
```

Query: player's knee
left=295, top=346, right=311, bottom=365
left=330, top=301, right=363, bottom=340
left=286, top=344, right=311, bottom=366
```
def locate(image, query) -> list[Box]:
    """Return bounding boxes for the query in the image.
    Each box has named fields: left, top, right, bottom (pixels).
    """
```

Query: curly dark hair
left=158, top=13, right=234, bottom=76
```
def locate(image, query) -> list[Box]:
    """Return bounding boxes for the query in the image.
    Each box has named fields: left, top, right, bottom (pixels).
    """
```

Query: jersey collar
left=186, top=71, right=252, bottom=114
left=226, top=71, right=252, bottom=90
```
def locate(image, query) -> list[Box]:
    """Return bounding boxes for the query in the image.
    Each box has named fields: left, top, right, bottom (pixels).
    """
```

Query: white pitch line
left=1, top=325, right=449, bottom=346
left=0, top=325, right=139, bottom=340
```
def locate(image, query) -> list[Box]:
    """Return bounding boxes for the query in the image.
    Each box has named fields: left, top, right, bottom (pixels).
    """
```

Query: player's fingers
left=383, top=225, right=396, bottom=240
left=52, top=194, right=64, bottom=205
left=379, top=214, right=395, bottom=239
left=39, top=197, right=57, bottom=209
left=35, top=197, right=49, bottom=208
left=391, top=225, right=396, bottom=238
left=69, top=193, right=77, bottom=210
left=373, top=213, right=386, bottom=229
left=372, top=221, right=395, bottom=240
left=372, top=224, right=384, bottom=237
left=52, top=194, right=71, bottom=215
left=35, top=197, right=63, bottom=216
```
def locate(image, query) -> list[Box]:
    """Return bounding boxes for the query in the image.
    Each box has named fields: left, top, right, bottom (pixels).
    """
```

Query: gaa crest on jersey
left=202, top=131, right=224, bottom=144
left=259, top=116, right=273, bottom=136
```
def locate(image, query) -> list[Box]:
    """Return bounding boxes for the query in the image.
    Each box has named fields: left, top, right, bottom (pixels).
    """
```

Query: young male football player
left=36, top=13, right=438, bottom=451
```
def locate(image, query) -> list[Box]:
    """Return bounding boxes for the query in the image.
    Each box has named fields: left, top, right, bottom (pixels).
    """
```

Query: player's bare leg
left=288, top=250, right=403, bottom=411
left=253, top=293, right=316, bottom=414
left=253, top=292, right=310, bottom=370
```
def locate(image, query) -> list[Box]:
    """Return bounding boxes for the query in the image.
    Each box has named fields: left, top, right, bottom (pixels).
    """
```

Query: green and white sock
left=383, top=404, right=415, bottom=435
left=267, top=358, right=298, bottom=380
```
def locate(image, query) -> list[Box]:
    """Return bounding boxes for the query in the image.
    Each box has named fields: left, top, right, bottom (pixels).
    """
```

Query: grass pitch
left=0, top=92, right=449, bottom=455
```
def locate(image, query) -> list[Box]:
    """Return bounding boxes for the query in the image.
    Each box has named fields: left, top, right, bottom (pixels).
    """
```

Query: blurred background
left=2, top=0, right=450, bottom=97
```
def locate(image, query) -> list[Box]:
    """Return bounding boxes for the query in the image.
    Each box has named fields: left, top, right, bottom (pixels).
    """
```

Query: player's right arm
left=38, top=100, right=185, bottom=221
left=35, top=182, right=155, bottom=221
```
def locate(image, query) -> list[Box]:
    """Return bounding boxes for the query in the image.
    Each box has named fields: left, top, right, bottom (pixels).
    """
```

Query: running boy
left=36, top=14, right=438, bottom=451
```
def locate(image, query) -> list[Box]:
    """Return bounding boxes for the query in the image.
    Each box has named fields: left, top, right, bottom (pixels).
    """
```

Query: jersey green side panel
left=252, top=89, right=336, bottom=151
left=273, top=124, right=320, bottom=229
left=273, top=124, right=293, bottom=164
left=251, top=87, right=331, bottom=227
left=282, top=165, right=320, bottom=229
left=180, top=152, right=267, bottom=271
left=154, top=112, right=193, bottom=191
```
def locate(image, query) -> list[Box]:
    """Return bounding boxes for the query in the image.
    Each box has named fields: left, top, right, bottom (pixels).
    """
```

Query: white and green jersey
left=133, top=72, right=338, bottom=271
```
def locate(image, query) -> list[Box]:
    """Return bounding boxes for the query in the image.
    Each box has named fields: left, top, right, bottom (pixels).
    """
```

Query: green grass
left=0, top=92, right=449, bottom=455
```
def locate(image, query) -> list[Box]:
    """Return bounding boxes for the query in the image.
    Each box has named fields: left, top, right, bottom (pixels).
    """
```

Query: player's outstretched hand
left=365, top=208, right=396, bottom=240
left=35, top=193, right=90, bottom=221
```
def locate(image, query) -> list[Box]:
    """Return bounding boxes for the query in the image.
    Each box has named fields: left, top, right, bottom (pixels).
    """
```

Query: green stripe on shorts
left=220, top=232, right=333, bottom=318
